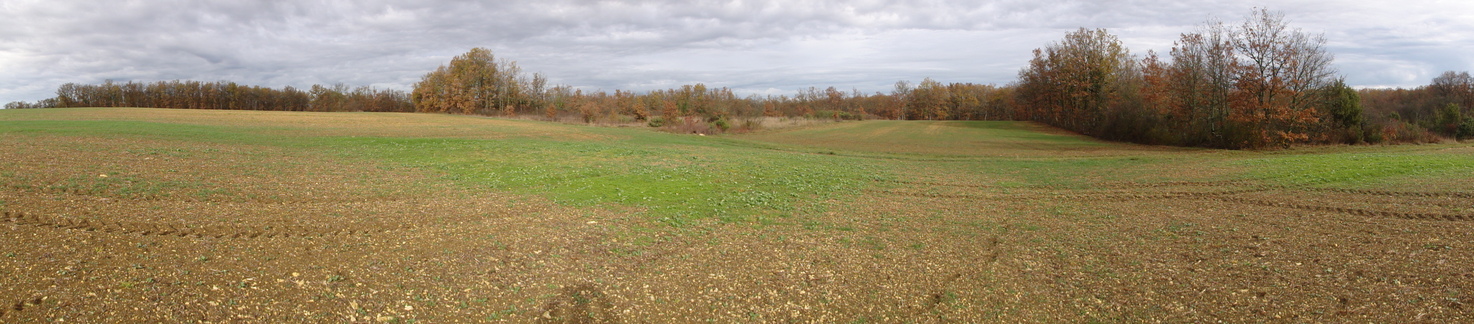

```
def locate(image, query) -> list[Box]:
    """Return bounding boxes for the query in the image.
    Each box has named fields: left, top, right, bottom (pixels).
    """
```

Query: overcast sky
left=3, top=0, right=1472, bottom=103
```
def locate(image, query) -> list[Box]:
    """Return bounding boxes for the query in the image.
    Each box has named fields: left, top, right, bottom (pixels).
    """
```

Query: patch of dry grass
left=0, top=108, right=616, bottom=141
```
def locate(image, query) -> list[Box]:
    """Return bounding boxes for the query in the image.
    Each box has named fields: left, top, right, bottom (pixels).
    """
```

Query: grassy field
left=2, top=108, right=1472, bottom=322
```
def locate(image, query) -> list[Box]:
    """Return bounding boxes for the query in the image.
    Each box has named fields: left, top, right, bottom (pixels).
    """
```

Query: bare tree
left=1430, top=71, right=1474, bottom=109
left=892, top=80, right=912, bottom=120
left=1230, top=8, right=1338, bottom=146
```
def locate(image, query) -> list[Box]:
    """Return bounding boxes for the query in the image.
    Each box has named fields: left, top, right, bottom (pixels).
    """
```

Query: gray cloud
left=3, top=0, right=1472, bottom=103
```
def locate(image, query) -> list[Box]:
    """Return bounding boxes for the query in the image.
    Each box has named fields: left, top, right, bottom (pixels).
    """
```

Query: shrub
left=1380, top=121, right=1439, bottom=143
left=1461, top=117, right=1474, bottom=140
left=1363, top=125, right=1385, bottom=144
left=673, top=116, right=713, bottom=134
left=1436, top=103, right=1464, bottom=136
left=737, top=119, right=762, bottom=133
left=711, top=118, right=731, bottom=132
left=809, top=110, right=861, bottom=121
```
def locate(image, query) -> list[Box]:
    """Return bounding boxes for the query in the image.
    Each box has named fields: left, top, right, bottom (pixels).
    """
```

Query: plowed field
left=2, top=108, right=1472, bottom=322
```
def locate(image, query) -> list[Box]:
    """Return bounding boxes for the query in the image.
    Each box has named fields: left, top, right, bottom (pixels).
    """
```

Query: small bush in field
left=711, top=118, right=731, bottom=132
left=673, top=116, right=713, bottom=134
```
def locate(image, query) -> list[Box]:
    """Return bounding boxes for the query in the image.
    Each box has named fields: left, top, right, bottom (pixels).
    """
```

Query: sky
left=2, top=0, right=1472, bottom=104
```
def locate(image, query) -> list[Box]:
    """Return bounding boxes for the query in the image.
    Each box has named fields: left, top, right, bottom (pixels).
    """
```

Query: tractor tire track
left=7, top=185, right=167, bottom=202
left=917, top=235, right=1000, bottom=315
left=1201, top=196, right=1473, bottom=221
left=5, top=184, right=426, bottom=204
left=2, top=210, right=409, bottom=238
left=866, top=187, right=1274, bottom=202
left=866, top=185, right=1472, bottom=221
left=1297, top=187, right=1474, bottom=199
left=873, top=178, right=1260, bottom=190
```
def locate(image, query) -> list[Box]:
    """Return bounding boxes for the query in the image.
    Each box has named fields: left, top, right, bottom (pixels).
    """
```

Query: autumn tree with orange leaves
left=412, top=47, right=544, bottom=115
left=1026, top=9, right=1351, bottom=148
left=1228, top=8, right=1339, bottom=147
left=1016, top=28, right=1144, bottom=139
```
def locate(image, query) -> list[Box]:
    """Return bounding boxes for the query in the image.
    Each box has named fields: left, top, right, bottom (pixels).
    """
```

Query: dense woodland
left=6, top=9, right=1471, bottom=149
left=1013, top=10, right=1472, bottom=148
left=5, top=80, right=411, bottom=113
left=1017, top=10, right=1352, bottom=148
left=1358, top=71, right=1474, bottom=141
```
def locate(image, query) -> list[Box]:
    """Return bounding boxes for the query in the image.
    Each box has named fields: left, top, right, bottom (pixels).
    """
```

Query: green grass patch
left=0, top=120, right=291, bottom=145
left=1238, top=149, right=1474, bottom=186
left=2, top=111, right=887, bottom=224
left=329, top=131, right=884, bottom=224
left=8, top=108, right=1472, bottom=222
left=733, top=120, right=1114, bottom=158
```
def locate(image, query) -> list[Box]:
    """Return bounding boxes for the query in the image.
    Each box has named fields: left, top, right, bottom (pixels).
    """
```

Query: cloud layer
left=3, top=0, right=1471, bottom=103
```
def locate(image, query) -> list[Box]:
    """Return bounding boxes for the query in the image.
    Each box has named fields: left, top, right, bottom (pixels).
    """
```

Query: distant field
left=2, top=108, right=1472, bottom=322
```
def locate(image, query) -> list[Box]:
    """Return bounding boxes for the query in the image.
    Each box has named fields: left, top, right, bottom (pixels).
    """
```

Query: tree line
left=7, top=8, right=1470, bottom=148
left=7, top=80, right=411, bottom=112
left=1011, top=8, right=1473, bottom=148
left=1359, top=71, right=1474, bottom=141
left=1016, top=9, right=1356, bottom=148
left=399, top=47, right=1017, bottom=132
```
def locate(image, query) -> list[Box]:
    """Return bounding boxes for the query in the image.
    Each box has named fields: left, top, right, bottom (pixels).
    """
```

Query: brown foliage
left=48, top=80, right=409, bottom=112
left=1018, top=9, right=1348, bottom=148
left=1016, top=28, right=1142, bottom=138
left=1359, top=71, right=1474, bottom=140
left=412, top=48, right=540, bottom=115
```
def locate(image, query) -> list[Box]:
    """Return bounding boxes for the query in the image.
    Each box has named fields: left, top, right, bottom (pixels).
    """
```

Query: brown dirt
left=7, top=169, right=1471, bottom=322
